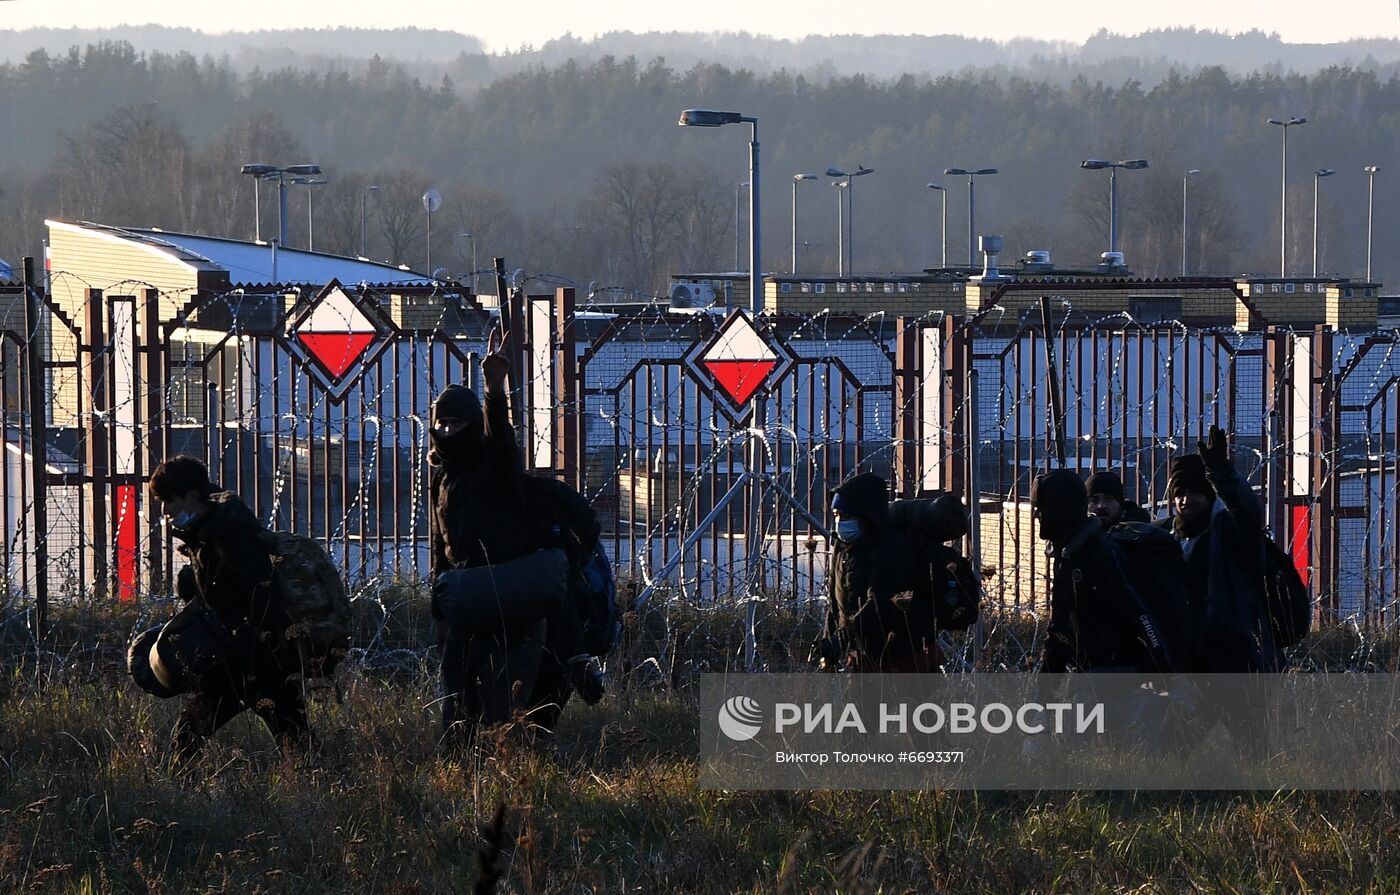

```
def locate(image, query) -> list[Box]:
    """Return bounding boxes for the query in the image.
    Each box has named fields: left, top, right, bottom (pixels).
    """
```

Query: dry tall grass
left=2, top=602, right=1399, bottom=893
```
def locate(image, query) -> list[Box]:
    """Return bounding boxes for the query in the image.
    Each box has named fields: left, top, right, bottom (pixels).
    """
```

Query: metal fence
left=1, top=265, right=1396, bottom=644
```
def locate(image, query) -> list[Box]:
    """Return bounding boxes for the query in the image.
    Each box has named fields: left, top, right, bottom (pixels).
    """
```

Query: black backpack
left=1104, top=522, right=1192, bottom=672
left=1262, top=537, right=1311, bottom=648
left=889, top=495, right=981, bottom=632
left=525, top=476, right=620, bottom=658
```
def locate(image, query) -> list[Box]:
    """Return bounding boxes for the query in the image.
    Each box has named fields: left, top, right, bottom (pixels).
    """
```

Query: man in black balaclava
left=429, top=329, right=551, bottom=745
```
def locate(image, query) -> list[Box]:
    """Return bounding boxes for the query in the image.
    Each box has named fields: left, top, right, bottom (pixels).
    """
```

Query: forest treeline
left=2, top=40, right=1399, bottom=296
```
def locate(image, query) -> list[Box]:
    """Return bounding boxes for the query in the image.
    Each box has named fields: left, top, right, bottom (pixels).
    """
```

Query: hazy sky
left=1, top=0, right=1397, bottom=51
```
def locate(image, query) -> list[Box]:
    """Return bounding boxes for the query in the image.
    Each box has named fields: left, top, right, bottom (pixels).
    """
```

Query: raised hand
left=1198, top=424, right=1230, bottom=468
left=482, top=326, right=510, bottom=391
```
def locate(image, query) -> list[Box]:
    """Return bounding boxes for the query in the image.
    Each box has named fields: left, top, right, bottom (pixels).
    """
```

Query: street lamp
left=832, top=180, right=846, bottom=276
left=1366, top=165, right=1381, bottom=282
left=944, top=167, right=998, bottom=266
left=791, top=173, right=817, bottom=274
left=1079, top=159, right=1148, bottom=258
left=926, top=183, right=947, bottom=269
left=1312, top=168, right=1334, bottom=278
left=1267, top=116, right=1307, bottom=277
left=1181, top=169, right=1200, bottom=276
left=239, top=163, right=321, bottom=251
left=290, top=177, right=325, bottom=251
left=458, top=232, right=478, bottom=294
left=826, top=165, right=873, bottom=274
left=679, top=109, right=761, bottom=314
left=360, top=184, right=379, bottom=258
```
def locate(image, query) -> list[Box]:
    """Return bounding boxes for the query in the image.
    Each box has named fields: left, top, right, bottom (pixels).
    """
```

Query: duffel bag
left=434, top=548, right=569, bottom=638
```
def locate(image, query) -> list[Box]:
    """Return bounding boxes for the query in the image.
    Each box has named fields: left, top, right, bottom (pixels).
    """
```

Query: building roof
left=51, top=221, right=434, bottom=288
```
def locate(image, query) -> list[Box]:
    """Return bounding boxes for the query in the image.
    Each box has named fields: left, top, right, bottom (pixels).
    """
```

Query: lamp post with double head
left=1366, top=165, right=1381, bottom=282
left=792, top=173, right=817, bottom=274
left=944, top=167, right=998, bottom=266
left=825, top=165, right=873, bottom=275
left=1080, top=158, right=1148, bottom=258
left=240, top=162, right=322, bottom=251
left=926, top=182, right=947, bottom=268
left=1267, top=116, right=1307, bottom=277
left=1312, top=168, right=1334, bottom=278
left=679, top=109, right=761, bottom=314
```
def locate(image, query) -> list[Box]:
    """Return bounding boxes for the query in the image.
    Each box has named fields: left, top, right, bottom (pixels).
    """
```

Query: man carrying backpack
left=817, top=472, right=941, bottom=673
left=425, top=327, right=562, bottom=739
left=1086, top=470, right=1152, bottom=528
left=1162, top=426, right=1280, bottom=673
left=145, top=456, right=311, bottom=769
left=1031, top=469, right=1182, bottom=677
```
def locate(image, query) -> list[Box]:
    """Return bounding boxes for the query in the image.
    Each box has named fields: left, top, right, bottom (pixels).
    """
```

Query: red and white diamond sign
left=286, top=279, right=392, bottom=398
left=687, top=311, right=791, bottom=411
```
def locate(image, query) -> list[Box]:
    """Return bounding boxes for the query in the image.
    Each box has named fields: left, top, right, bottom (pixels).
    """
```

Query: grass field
left=3, top=602, right=1400, bottom=893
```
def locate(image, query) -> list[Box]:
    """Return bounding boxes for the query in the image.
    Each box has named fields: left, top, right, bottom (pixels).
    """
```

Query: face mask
left=835, top=519, right=863, bottom=543
left=171, top=510, right=197, bottom=530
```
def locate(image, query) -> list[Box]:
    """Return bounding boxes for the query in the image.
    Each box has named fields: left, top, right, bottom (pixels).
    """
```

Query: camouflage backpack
left=257, top=530, right=352, bottom=679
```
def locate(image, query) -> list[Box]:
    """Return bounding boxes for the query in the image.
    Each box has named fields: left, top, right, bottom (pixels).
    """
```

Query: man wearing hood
left=819, top=472, right=940, bottom=673
left=1163, top=426, right=1279, bottom=672
left=429, top=329, right=554, bottom=742
left=147, top=456, right=310, bottom=767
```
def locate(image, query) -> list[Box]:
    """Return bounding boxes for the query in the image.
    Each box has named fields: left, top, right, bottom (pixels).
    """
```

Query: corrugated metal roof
left=79, top=223, right=435, bottom=288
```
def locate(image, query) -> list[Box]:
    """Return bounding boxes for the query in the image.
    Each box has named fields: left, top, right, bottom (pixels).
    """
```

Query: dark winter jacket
left=1162, top=460, right=1279, bottom=672
left=1120, top=500, right=1153, bottom=524
left=825, top=474, right=937, bottom=669
left=429, top=388, right=548, bottom=620
left=173, top=491, right=280, bottom=634
left=1042, top=517, right=1179, bottom=674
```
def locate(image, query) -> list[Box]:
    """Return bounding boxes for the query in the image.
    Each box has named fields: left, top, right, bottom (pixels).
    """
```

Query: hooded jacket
left=429, top=384, right=547, bottom=620
left=1161, top=459, right=1279, bottom=672
left=825, top=473, right=935, bottom=667
left=173, top=491, right=280, bottom=633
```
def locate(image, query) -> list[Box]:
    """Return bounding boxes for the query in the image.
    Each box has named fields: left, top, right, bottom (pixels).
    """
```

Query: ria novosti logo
left=718, top=695, right=764, bottom=741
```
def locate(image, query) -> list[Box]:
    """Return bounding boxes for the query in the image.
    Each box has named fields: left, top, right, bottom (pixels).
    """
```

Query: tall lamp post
left=459, top=232, right=478, bottom=293
left=791, top=173, right=817, bottom=273
left=832, top=180, right=846, bottom=276
left=240, top=162, right=321, bottom=251
left=1079, top=158, right=1148, bottom=258
left=680, top=109, right=761, bottom=314
left=1366, top=165, right=1381, bottom=282
left=926, top=182, right=947, bottom=268
left=1181, top=169, right=1200, bottom=276
left=944, top=167, right=998, bottom=266
left=734, top=181, right=750, bottom=271
left=1312, top=168, right=1334, bottom=278
left=291, top=177, right=325, bottom=251
left=1267, top=116, right=1307, bottom=277
left=826, top=165, right=873, bottom=274
left=360, top=184, right=379, bottom=258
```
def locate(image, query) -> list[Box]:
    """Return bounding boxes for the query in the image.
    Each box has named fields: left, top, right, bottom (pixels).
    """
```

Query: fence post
left=21, top=258, right=49, bottom=636
left=1261, top=327, right=1288, bottom=542
left=555, top=286, right=578, bottom=487
left=944, top=315, right=967, bottom=497
left=892, top=316, right=918, bottom=498
left=1312, top=325, right=1338, bottom=623
left=83, top=288, right=110, bottom=600
left=139, top=288, right=166, bottom=595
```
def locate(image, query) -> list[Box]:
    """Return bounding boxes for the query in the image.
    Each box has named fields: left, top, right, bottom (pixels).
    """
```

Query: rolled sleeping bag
left=149, top=601, right=233, bottom=694
left=127, top=625, right=179, bottom=698
left=434, top=547, right=569, bottom=637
